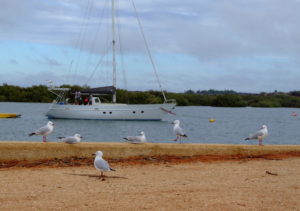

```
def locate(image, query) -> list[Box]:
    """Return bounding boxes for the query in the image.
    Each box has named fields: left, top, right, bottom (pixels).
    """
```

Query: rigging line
left=112, top=0, right=117, bottom=103
left=130, top=0, right=167, bottom=102
left=72, top=0, right=95, bottom=84
left=84, top=0, right=109, bottom=78
left=116, top=0, right=128, bottom=92
left=93, top=22, right=112, bottom=86
left=65, top=60, right=73, bottom=85
left=86, top=26, right=112, bottom=86
left=64, top=0, right=93, bottom=85
left=84, top=42, right=112, bottom=85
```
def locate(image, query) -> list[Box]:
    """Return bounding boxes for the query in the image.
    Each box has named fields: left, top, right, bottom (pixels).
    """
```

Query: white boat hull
left=46, top=103, right=176, bottom=120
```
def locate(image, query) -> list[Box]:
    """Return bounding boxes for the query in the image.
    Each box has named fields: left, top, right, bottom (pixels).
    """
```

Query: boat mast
left=112, top=0, right=117, bottom=103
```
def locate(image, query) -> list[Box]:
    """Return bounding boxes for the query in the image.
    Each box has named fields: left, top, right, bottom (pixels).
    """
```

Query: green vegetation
left=1, top=84, right=300, bottom=108
left=0, top=84, right=54, bottom=102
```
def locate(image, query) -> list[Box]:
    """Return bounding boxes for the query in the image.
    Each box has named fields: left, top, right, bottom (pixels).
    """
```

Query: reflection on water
left=0, top=102, right=299, bottom=145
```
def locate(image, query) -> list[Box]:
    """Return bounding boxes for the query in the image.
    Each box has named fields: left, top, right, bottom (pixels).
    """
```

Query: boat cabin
left=76, top=86, right=115, bottom=105
left=91, top=96, right=101, bottom=105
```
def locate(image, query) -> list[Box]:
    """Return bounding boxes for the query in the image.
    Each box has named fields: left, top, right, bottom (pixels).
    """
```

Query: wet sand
left=0, top=157, right=299, bottom=210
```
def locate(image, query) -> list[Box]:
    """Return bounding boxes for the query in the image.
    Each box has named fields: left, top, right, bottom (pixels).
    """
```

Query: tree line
left=0, top=84, right=300, bottom=107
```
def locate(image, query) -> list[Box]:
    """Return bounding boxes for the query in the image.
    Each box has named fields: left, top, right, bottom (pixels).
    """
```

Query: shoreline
left=0, top=142, right=300, bottom=168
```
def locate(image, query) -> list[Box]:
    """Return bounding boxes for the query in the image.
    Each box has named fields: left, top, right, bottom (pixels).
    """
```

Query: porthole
left=103, top=112, right=106, bottom=114
left=141, top=111, right=144, bottom=113
left=109, top=112, right=112, bottom=114
left=133, top=111, right=136, bottom=114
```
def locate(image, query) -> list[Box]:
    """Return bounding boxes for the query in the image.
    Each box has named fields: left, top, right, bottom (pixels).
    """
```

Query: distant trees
left=0, top=84, right=54, bottom=102
left=290, top=91, right=300, bottom=97
left=212, top=94, right=247, bottom=107
left=196, top=89, right=237, bottom=95
left=0, top=84, right=300, bottom=108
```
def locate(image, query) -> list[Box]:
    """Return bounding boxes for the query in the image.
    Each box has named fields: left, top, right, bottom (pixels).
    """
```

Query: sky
left=1, top=0, right=300, bottom=93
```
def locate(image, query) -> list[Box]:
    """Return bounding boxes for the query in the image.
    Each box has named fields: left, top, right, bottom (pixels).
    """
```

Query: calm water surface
left=0, top=102, right=299, bottom=145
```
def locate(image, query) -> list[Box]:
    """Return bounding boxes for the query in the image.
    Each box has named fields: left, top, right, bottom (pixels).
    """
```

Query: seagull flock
left=28, top=120, right=189, bottom=144
left=28, top=120, right=268, bottom=146
left=28, top=120, right=268, bottom=178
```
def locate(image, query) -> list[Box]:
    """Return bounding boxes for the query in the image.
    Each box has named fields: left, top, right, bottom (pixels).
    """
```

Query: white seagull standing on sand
left=29, top=121, right=54, bottom=143
left=123, top=131, right=146, bottom=144
left=172, top=120, right=188, bottom=144
left=58, top=134, right=82, bottom=144
left=94, top=151, right=115, bottom=178
left=245, top=125, right=268, bottom=146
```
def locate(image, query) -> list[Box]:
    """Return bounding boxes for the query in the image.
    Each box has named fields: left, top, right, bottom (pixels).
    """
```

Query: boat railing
left=47, top=87, right=70, bottom=104
left=164, top=99, right=177, bottom=104
left=48, top=87, right=70, bottom=91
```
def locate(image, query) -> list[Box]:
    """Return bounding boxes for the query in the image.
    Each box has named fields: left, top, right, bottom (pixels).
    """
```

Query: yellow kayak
left=0, top=113, right=21, bottom=118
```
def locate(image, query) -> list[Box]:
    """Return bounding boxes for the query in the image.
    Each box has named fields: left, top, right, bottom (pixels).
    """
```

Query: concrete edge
left=0, top=142, right=300, bottom=162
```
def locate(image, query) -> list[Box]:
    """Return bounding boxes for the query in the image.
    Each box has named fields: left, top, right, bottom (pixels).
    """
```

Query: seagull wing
left=63, top=136, right=77, bottom=144
left=175, top=126, right=186, bottom=136
left=94, top=158, right=111, bottom=171
left=124, top=135, right=142, bottom=143
left=35, top=125, right=51, bottom=136
left=248, top=129, right=265, bottom=139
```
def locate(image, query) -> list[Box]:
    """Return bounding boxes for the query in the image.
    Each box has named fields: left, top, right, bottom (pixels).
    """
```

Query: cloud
left=2, top=0, right=300, bottom=59
left=9, top=59, right=18, bottom=64
left=1, top=0, right=300, bottom=92
left=0, top=71, right=89, bottom=87
left=38, top=56, right=63, bottom=67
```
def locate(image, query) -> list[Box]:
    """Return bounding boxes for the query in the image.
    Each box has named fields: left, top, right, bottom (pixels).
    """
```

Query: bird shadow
left=67, top=173, right=128, bottom=180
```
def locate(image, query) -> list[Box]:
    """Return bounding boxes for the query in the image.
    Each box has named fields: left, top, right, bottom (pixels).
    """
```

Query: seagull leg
left=101, top=171, right=107, bottom=177
left=100, top=171, right=106, bottom=181
left=258, top=137, right=263, bottom=146
left=179, top=137, right=182, bottom=144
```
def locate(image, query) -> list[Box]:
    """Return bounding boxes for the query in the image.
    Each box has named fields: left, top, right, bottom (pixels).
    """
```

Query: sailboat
left=46, top=0, right=176, bottom=120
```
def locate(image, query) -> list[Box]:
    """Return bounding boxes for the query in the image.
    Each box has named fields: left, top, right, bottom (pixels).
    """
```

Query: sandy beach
left=0, top=157, right=299, bottom=211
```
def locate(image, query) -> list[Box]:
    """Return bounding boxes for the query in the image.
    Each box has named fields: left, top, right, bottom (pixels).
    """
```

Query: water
left=0, top=102, right=299, bottom=145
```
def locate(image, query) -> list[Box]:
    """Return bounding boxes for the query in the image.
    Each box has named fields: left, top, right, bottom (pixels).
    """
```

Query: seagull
left=172, top=120, right=187, bottom=144
left=94, top=151, right=115, bottom=178
left=245, top=125, right=268, bottom=146
left=29, top=121, right=54, bottom=143
left=58, top=134, right=82, bottom=144
left=123, top=131, right=146, bottom=144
